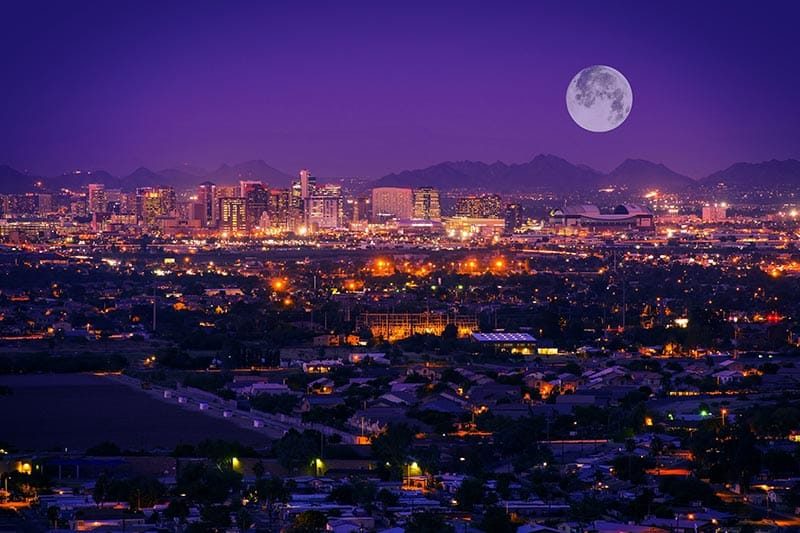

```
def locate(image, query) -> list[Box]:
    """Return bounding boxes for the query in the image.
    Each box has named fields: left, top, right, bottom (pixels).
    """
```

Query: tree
left=47, top=506, right=60, bottom=529
left=253, top=475, right=289, bottom=520
left=273, top=430, right=320, bottom=474
left=455, top=477, right=484, bottom=511
left=252, top=460, right=265, bottom=479
left=164, top=499, right=190, bottom=523
left=176, top=462, right=242, bottom=504
left=287, top=510, right=327, bottom=533
left=612, top=454, right=654, bottom=485
left=93, top=473, right=165, bottom=510
left=406, top=511, right=454, bottom=533
left=371, top=423, right=414, bottom=479
left=479, top=506, right=515, bottom=533
left=236, top=508, right=253, bottom=532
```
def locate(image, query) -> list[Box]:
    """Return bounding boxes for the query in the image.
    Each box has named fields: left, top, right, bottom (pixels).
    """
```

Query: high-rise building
left=371, top=187, right=413, bottom=222
left=504, top=203, right=524, bottom=233
left=455, top=194, right=502, bottom=218
left=306, top=184, right=344, bottom=230
left=87, top=184, right=107, bottom=214
left=197, top=181, right=216, bottom=227
left=350, top=196, right=371, bottom=223
left=219, top=197, right=247, bottom=233
left=136, top=186, right=176, bottom=229
left=245, top=183, right=269, bottom=230
left=412, top=187, right=441, bottom=221
left=212, top=185, right=237, bottom=227
left=299, top=169, right=316, bottom=200
left=268, top=189, right=292, bottom=230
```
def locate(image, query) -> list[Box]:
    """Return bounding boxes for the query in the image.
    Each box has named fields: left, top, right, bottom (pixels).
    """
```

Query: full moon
left=566, top=65, right=633, bottom=132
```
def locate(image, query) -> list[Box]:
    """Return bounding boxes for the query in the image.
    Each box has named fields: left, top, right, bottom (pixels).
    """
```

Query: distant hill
left=1, top=156, right=799, bottom=194
left=158, top=164, right=208, bottom=187
left=124, top=167, right=165, bottom=188
left=48, top=170, right=123, bottom=191
left=701, top=159, right=800, bottom=187
left=373, top=154, right=602, bottom=192
left=206, top=160, right=292, bottom=187
left=0, top=160, right=293, bottom=193
left=0, top=165, right=43, bottom=194
left=604, top=159, right=695, bottom=190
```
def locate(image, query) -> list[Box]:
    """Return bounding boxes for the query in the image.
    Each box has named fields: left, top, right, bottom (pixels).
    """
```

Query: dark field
left=0, top=373, right=268, bottom=452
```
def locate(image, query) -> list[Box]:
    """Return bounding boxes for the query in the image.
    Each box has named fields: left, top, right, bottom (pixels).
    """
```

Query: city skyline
left=2, top=1, right=799, bottom=179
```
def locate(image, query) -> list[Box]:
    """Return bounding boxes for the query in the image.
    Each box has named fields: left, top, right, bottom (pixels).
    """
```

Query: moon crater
left=567, top=65, right=632, bottom=132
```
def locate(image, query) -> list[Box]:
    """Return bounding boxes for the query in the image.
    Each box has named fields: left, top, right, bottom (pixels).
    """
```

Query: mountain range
left=0, top=160, right=292, bottom=194
left=372, top=156, right=800, bottom=192
left=1, top=156, right=799, bottom=194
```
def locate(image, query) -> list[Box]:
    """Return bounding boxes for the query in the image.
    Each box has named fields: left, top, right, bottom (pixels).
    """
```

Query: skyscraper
left=306, top=184, right=344, bottom=230
left=268, top=189, right=292, bottom=231
left=504, top=203, right=524, bottom=233
left=87, top=184, right=107, bottom=214
left=245, top=183, right=269, bottom=230
left=412, top=187, right=441, bottom=221
left=197, top=181, right=216, bottom=227
left=219, top=197, right=247, bottom=233
left=299, top=169, right=315, bottom=200
left=371, top=187, right=413, bottom=222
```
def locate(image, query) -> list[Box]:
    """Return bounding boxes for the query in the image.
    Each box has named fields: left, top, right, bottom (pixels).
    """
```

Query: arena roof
left=471, top=332, right=537, bottom=343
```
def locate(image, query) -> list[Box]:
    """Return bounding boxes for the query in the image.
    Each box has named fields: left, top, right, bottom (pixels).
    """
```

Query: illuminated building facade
left=219, top=197, right=247, bottom=233
left=371, top=187, right=413, bottom=222
left=455, top=194, right=501, bottom=218
left=549, top=204, right=654, bottom=233
left=356, top=311, right=478, bottom=341
left=87, top=183, right=106, bottom=214
left=197, top=181, right=216, bottom=227
left=306, top=184, right=344, bottom=230
left=412, top=187, right=441, bottom=221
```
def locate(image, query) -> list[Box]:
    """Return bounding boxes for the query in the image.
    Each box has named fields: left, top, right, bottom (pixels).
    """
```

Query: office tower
left=219, top=197, right=247, bottom=233
left=371, top=187, right=413, bottom=222
left=268, top=189, right=292, bottom=230
left=137, top=186, right=177, bottom=229
left=245, top=183, right=269, bottom=230
left=155, top=186, right=177, bottom=215
left=87, top=184, right=107, bottom=214
left=212, top=185, right=237, bottom=227
left=504, top=203, right=524, bottom=233
left=412, top=187, right=441, bottom=221
left=299, top=169, right=316, bottom=200
left=351, top=196, right=371, bottom=223
left=197, top=181, right=216, bottom=226
left=455, top=194, right=502, bottom=218
left=306, top=184, right=344, bottom=230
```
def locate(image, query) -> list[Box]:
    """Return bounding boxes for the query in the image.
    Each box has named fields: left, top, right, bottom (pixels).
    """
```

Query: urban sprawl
left=2, top=169, right=800, bottom=533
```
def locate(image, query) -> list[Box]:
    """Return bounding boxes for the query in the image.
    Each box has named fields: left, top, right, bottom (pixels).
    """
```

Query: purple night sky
left=1, top=1, right=798, bottom=179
